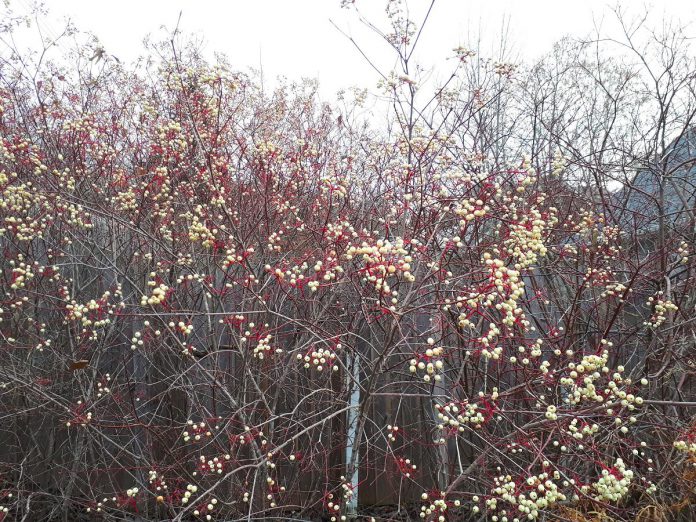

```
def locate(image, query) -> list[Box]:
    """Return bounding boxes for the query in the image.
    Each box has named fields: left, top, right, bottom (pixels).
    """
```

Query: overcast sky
left=5, top=0, right=696, bottom=101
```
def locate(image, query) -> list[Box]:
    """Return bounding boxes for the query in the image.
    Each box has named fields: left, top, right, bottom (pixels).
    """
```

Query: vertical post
left=345, top=351, right=360, bottom=518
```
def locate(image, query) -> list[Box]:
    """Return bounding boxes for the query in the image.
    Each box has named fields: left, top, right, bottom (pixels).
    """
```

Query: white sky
left=5, top=0, right=696, bottom=101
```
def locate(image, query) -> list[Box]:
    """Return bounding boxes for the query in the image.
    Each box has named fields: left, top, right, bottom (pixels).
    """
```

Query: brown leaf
left=69, top=360, right=90, bottom=371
